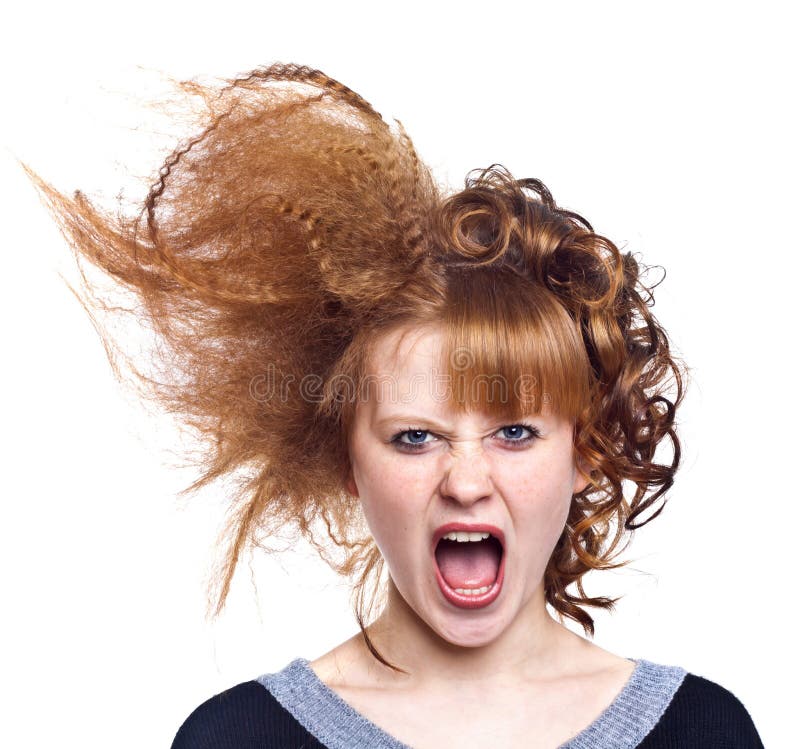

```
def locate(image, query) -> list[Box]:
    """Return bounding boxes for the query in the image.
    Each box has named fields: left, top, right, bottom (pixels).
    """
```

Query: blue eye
left=496, top=424, right=540, bottom=445
left=396, top=429, right=432, bottom=448
left=391, top=423, right=540, bottom=452
left=500, top=425, right=531, bottom=441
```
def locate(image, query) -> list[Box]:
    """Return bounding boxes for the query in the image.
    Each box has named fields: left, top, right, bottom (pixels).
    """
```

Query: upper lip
left=432, top=522, right=506, bottom=552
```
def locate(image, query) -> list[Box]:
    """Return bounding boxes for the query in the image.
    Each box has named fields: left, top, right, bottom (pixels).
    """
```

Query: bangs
left=439, top=268, right=592, bottom=421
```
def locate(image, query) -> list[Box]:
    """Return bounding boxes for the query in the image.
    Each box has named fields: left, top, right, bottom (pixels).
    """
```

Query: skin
left=310, top=323, right=635, bottom=746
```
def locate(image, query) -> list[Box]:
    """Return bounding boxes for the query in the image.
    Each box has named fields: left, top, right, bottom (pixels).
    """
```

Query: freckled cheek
left=507, top=475, right=574, bottom=554
left=361, top=454, right=433, bottom=504
left=357, top=463, right=431, bottom=557
left=359, top=499, right=422, bottom=581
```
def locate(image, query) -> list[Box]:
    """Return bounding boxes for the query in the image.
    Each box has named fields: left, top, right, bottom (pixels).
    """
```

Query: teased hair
left=25, top=63, right=684, bottom=673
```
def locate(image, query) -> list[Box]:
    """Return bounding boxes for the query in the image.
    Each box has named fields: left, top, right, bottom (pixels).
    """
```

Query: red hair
left=25, top=63, right=684, bottom=671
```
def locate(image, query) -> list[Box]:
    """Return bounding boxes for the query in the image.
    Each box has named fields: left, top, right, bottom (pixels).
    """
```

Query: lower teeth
left=453, top=584, right=492, bottom=596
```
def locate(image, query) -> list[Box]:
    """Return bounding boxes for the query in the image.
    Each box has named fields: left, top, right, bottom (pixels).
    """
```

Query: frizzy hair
left=25, top=62, right=685, bottom=673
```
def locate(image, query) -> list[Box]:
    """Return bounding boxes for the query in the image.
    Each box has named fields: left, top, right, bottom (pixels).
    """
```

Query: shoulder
left=639, top=671, right=764, bottom=748
left=169, top=679, right=324, bottom=749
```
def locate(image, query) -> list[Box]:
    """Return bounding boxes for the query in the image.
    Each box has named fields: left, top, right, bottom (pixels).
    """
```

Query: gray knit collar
left=258, top=656, right=687, bottom=749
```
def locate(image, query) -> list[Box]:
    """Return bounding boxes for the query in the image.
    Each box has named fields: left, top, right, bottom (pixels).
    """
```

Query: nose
left=439, top=449, right=493, bottom=507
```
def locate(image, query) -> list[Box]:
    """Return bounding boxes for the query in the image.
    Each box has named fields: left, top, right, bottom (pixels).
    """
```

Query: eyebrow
left=374, top=415, right=448, bottom=429
left=373, top=413, right=539, bottom=430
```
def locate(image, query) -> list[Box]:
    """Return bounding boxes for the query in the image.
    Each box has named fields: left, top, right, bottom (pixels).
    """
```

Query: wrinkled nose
left=439, top=450, right=493, bottom=507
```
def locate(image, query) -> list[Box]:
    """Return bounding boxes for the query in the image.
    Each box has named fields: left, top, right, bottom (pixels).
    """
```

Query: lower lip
left=433, top=548, right=506, bottom=610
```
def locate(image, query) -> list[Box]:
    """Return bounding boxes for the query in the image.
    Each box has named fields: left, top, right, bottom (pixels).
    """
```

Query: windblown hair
left=27, top=63, right=684, bottom=672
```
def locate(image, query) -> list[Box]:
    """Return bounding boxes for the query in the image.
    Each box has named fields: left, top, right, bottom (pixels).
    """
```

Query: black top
left=171, top=668, right=763, bottom=748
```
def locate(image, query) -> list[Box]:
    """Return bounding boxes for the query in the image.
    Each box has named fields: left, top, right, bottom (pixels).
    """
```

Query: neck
left=360, top=576, right=584, bottom=692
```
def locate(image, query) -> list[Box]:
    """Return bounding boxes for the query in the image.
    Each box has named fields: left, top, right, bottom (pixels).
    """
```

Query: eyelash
left=390, top=422, right=542, bottom=452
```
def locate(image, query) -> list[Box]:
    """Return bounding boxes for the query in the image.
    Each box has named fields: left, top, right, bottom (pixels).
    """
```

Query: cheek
left=358, top=494, right=416, bottom=579
left=355, top=443, right=432, bottom=507
left=354, top=456, right=431, bottom=553
left=507, top=459, right=575, bottom=552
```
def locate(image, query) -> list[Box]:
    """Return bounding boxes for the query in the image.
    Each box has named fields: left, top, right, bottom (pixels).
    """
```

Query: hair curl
left=26, top=62, right=685, bottom=673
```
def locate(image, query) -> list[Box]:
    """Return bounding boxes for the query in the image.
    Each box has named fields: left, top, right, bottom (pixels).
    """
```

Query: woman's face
left=345, top=323, right=587, bottom=648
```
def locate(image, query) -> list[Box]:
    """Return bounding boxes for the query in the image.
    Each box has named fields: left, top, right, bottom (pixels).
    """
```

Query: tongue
left=435, top=539, right=501, bottom=589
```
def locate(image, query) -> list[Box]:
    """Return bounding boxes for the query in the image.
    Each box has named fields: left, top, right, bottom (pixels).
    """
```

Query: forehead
left=357, top=323, right=567, bottom=431
left=350, top=277, right=592, bottom=425
left=361, top=323, right=447, bottom=408
left=369, top=324, right=442, bottom=374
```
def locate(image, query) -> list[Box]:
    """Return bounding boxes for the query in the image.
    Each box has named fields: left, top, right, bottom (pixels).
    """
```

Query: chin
left=432, top=615, right=511, bottom=649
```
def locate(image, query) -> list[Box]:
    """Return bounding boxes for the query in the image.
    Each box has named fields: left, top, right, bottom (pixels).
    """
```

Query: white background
left=1, top=1, right=796, bottom=746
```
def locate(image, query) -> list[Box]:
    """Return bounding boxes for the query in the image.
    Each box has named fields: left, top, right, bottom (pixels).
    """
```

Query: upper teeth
left=443, top=531, right=491, bottom=542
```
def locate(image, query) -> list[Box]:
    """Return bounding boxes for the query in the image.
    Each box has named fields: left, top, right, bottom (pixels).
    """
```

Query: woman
left=28, top=63, right=763, bottom=748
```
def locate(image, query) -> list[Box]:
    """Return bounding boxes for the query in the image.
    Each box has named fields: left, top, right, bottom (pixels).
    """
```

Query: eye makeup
left=390, top=422, right=542, bottom=453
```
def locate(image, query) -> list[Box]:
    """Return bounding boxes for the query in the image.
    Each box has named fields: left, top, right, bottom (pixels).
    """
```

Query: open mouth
left=432, top=526, right=505, bottom=609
